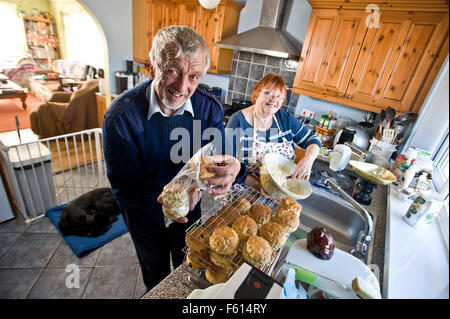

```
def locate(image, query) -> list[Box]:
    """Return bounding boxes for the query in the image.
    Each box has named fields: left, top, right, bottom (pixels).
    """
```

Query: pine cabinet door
left=293, top=9, right=367, bottom=99
left=347, top=11, right=449, bottom=113
left=132, top=0, right=150, bottom=64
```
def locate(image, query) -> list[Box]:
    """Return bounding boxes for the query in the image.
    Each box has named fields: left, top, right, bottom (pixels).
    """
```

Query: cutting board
left=285, top=239, right=380, bottom=291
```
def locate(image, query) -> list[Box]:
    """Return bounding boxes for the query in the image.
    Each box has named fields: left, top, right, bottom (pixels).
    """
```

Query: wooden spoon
left=385, top=107, right=396, bottom=130
left=376, top=109, right=386, bottom=140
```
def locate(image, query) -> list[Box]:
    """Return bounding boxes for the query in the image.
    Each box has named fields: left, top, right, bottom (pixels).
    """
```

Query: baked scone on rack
left=232, top=215, right=258, bottom=244
left=205, top=263, right=233, bottom=285
left=278, top=197, right=302, bottom=217
left=186, top=249, right=210, bottom=269
left=185, top=226, right=210, bottom=252
left=242, top=235, right=273, bottom=268
left=217, top=205, right=240, bottom=225
left=259, top=221, right=287, bottom=251
left=231, top=197, right=251, bottom=215
left=209, top=225, right=239, bottom=255
left=248, top=204, right=272, bottom=226
left=272, top=208, right=300, bottom=233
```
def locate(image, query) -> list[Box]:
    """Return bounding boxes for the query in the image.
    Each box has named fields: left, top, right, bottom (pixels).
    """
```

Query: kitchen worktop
left=142, top=182, right=389, bottom=299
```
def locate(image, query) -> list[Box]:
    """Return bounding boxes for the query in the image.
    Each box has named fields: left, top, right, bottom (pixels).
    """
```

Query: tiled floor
left=0, top=214, right=148, bottom=299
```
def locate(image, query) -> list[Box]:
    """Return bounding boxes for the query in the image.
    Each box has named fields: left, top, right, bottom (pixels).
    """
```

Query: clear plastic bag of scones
left=162, top=143, right=218, bottom=223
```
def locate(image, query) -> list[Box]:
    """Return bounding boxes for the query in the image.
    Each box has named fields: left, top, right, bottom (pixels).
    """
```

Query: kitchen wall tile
left=234, top=77, right=248, bottom=94
left=82, top=266, right=138, bottom=299
left=0, top=233, right=61, bottom=268
left=289, top=92, right=300, bottom=106
left=249, top=64, right=265, bottom=81
left=252, top=53, right=267, bottom=64
left=228, top=75, right=235, bottom=91
left=233, top=51, right=239, bottom=60
left=236, top=61, right=250, bottom=78
left=265, top=66, right=281, bottom=75
left=281, top=69, right=296, bottom=89
left=267, top=56, right=281, bottom=67
left=232, top=92, right=245, bottom=101
left=27, top=267, right=92, bottom=299
left=239, top=51, right=252, bottom=62
left=0, top=268, right=43, bottom=298
left=246, top=79, right=258, bottom=97
left=281, top=58, right=299, bottom=71
left=231, top=60, right=237, bottom=75
left=134, top=268, right=147, bottom=299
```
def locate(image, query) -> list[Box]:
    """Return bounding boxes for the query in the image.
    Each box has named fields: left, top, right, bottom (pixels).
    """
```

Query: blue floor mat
left=45, top=204, right=128, bottom=257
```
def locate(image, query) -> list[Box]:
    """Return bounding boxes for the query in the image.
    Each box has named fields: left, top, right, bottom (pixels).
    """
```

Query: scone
left=162, top=183, right=189, bottom=219
left=278, top=197, right=302, bottom=217
left=185, top=226, right=210, bottom=252
left=248, top=204, right=272, bottom=226
left=272, top=208, right=300, bottom=233
left=232, top=215, right=258, bottom=244
left=210, top=250, right=233, bottom=269
left=218, top=206, right=240, bottom=225
left=205, top=264, right=232, bottom=285
left=203, top=215, right=226, bottom=233
left=242, top=236, right=272, bottom=268
left=209, top=225, right=239, bottom=255
left=231, top=197, right=251, bottom=215
left=189, top=156, right=216, bottom=181
left=186, top=249, right=209, bottom=269
left=259, top=222, right=287, bottom=251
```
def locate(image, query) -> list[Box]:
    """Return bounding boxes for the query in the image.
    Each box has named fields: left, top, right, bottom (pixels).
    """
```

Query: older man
left=102, top=26, right=241, bottom=291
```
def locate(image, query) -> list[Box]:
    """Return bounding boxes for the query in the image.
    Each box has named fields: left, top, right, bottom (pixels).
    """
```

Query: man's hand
left=202, top=154, right=241, bottom=201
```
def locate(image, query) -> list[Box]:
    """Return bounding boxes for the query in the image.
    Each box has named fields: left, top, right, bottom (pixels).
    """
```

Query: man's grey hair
left=149, top=26, right=210, bottom=76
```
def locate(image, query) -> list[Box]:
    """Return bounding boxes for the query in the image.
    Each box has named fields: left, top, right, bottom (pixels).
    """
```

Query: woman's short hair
left=149, top=25, right=210, bottom=75
left=251, top=73, right=287, bottom=104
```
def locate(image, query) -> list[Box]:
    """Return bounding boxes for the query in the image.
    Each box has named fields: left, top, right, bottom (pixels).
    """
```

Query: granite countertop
left=142, top=184, right=389, bottom=299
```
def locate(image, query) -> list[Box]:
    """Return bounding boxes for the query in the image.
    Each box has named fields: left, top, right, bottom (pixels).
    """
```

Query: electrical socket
left=300, top=109, right=315, bottom=119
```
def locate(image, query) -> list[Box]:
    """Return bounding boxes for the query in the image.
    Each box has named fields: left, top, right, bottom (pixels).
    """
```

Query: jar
left=319, top=115, right=328, bottom=128
left=329, top=117, right=336, bottom=129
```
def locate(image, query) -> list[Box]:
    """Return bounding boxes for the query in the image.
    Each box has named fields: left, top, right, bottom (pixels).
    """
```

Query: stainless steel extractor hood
left=215, top=0, right=300, bottom=59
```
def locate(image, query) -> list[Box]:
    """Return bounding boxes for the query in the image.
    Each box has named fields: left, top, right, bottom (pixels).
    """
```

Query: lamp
left=199, top=0, right=220, bottom=9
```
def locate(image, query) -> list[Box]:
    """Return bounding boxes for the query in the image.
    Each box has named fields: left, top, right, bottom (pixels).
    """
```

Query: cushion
left=45, top=204, right=128, bottom=257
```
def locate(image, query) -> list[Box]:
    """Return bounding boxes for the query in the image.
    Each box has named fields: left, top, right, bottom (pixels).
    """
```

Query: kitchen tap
left=324, top=178, right=373, bottom=260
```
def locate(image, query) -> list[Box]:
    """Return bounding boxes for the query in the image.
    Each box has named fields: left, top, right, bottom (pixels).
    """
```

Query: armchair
left=29, top=79, right=99, bottom=139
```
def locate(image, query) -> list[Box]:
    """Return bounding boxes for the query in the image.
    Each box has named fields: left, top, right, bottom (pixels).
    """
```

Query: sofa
left=27, top=59, right=97, bottom=102
left=29, top=79, right=99, bottom=139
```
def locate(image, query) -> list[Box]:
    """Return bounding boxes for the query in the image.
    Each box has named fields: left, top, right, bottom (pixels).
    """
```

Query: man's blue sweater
left=102, top=80, right=224, bottom=229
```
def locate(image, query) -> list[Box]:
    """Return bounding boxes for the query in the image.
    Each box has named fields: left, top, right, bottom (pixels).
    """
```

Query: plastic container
left=368, top=138, right=397, bottom=160
left=7, top=143, right=56, bottom=216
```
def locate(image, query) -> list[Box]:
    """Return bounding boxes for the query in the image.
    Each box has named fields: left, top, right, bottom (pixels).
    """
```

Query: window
left=62, top=11, right=104, bottom=69
left=0, top=2, right=28, bottom=63
left=433, top=131, right=449, bottom=253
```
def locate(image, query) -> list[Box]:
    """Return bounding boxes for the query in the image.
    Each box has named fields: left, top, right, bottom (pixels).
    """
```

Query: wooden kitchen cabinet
left=293, top=1, right=449, bottom=114
left=132, top=0, right=243, bottom=74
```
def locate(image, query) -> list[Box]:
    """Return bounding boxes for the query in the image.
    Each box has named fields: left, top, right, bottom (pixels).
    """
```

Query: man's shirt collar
left=146, top=81, right=194, bottom=119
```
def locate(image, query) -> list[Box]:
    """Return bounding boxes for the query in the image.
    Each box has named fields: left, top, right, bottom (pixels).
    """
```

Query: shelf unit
left=23, top=16, right=59, bottom=67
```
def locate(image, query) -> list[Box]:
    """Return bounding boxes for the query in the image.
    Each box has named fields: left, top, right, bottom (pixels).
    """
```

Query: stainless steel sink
left=296, top=184, right=376, bottom=264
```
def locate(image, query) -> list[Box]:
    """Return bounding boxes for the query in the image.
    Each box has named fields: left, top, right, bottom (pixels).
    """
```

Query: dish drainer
left=184, top=183, right=290, bottom=288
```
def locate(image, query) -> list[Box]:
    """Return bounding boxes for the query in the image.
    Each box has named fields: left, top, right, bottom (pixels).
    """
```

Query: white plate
left=186, top=283, right=225, bottom=299
left=285, top=239, right=380, bottom=296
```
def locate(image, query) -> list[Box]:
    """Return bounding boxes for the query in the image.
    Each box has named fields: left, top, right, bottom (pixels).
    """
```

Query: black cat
left=59, top=188, right=121, bottom=237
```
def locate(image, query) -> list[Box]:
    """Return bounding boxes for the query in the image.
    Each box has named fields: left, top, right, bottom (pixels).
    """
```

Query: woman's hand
left=202, top=155, right=241, bottom=201
left=291, top=144, right=320, bottom=180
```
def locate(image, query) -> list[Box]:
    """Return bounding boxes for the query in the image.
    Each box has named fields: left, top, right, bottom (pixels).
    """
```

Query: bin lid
left=7, top=143, right=52, bottom=168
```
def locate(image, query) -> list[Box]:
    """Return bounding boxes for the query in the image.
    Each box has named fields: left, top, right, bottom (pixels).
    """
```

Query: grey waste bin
left=7, top=143, right=56, bottom=217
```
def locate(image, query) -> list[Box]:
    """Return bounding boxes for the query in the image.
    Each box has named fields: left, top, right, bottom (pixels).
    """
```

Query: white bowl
left=260, top=153, right=312, bottom=201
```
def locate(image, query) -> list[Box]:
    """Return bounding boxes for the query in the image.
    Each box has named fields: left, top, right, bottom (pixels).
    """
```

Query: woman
left=225, top=73, right=321, bottom=190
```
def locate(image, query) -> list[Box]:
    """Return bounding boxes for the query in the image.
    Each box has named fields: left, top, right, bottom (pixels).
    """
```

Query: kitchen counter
left=142, top=184, right=389, bottom=299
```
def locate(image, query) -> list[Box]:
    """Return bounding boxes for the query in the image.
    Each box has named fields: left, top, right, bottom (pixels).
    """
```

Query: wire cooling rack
left=184, top=183, right=288, bottom=288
